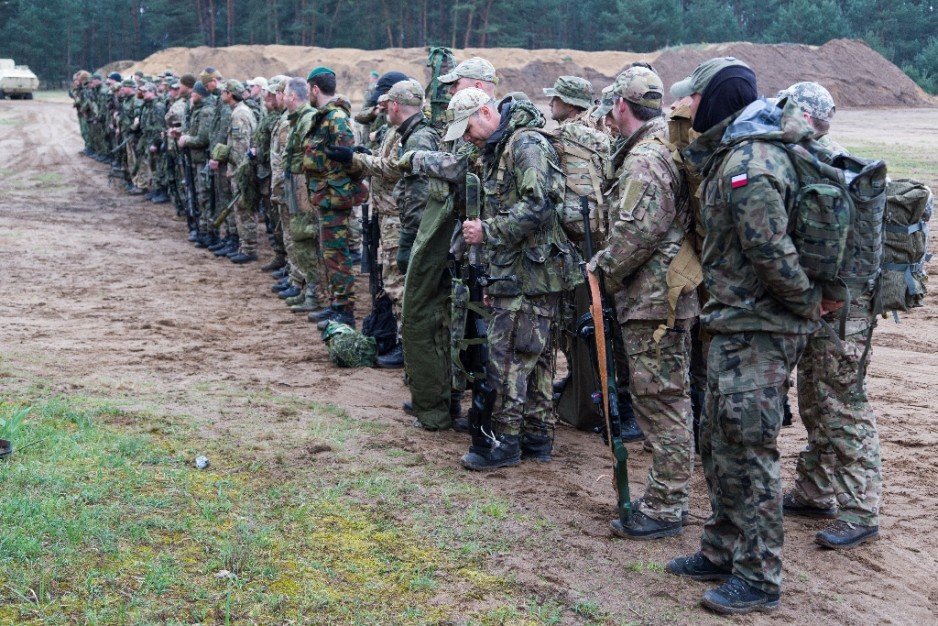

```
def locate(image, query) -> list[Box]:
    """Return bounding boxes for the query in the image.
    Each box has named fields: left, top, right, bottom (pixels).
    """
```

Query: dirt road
left=1, top=98, right=936, bottom=624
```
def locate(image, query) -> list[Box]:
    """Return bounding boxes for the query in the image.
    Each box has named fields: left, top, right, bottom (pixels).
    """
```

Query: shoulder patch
left=730, top=173, right=748, bottom=189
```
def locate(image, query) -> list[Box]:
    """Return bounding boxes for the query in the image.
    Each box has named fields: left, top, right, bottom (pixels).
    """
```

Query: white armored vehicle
left=0, top=59, right=39, bottom=99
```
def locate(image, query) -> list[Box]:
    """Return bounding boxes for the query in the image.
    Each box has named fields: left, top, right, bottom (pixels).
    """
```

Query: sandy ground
left=1, top=98, right=937, bottom=625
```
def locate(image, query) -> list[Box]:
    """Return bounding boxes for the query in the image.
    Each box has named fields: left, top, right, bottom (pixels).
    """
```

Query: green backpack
left=321, top=321, right=377, bottom=368
left=881, top=179, right=933, bottom=313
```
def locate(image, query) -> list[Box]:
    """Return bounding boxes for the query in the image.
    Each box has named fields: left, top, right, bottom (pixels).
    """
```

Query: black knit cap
left=369, top=71, right=409, bottom=106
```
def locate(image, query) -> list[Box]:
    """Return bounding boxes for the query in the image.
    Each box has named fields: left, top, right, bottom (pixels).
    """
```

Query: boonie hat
left=378, top=79, right=424, bottom=106
left=670, top=57, right=750, bottom=99
left=543, top=76, right=593, bottom=110
left=439, top=57, right=497, bottom=85
left=443, top=87, right=493, bottom=142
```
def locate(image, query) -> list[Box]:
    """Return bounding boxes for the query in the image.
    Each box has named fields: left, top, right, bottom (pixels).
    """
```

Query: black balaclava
left=370, top=71, right=409, bottom=106
left=692, top=65, right=758, bottom=134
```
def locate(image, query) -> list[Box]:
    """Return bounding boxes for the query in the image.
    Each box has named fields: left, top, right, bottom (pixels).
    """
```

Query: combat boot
left=782, top=491, right=837, bottom=519
left=272, top=279, right=291, bottom=293
left=187, top=229, right=199, bottom=243
left=815, top=520, right=879, bottom=550
left=224, top=237, right=242, bottom=258
left=150, top=188, right=170, bottom=204
left=194, top=233, right=212, bottom=248
left=461, top=433, right=521, bottom=471
left=701, top=576, right=780, bottom=615
left=618, top=390, right=645, bottom=442
left=665, top=551, right=732, bottom=582
left=451, top=392, right=469, bottom=433
left=309, top=305, right=341, bottom=323
left=520, top=432, right=553, bottom=462
left=610, top=509, right=682, bottom=540
left=315, top=306, right=354, bottom=330
left=208, top=236, right=229, bottom=252
left=278, top=285, right=302, bottom=300
left=284, top=291, right=307, bottom=306
left=376, top=344, right=404, bottom=369
left=290, top=291, right=326, bottom=315
left=230, top=252, right=257, bottom=264
left=261, top=255, right=286, bottom=272
left=271, top=266, right=289, bottom=279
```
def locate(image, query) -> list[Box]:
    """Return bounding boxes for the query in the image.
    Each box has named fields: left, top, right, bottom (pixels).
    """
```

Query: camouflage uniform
left=209, top=89, right=235, bottom=236
left=302, top=97, right=360, bottom=309
left=593, top=70, right=698, bottom=524
left=285, top=102, right=326, bottom=300
left=254, top=102, right=284, bottom=260
left=180, top=92, right=217, bottom=235
left=683, top=98, right=823, bottom=595
left=139, top=90, right=167, bottom=193
left=270, top=110, right=296, bottom=277
left=165, top=91, right=190, bottom=215
left=224, top=94, right=259, bottom=254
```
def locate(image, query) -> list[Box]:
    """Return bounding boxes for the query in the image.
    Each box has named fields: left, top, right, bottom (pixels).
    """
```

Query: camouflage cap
left=591, top=85, right=615, bottom=119
left=168, top=80, right=181, bottom=90
left=264, top=75, right=290, bottom=94
left=246, top=76, right=268, bottom=90
left=378, top=79, right=424, bottom=106
left=781, top=81, right=836, bottom=122
left=443, top=87, right=493, bottom=142
left=199, top=67, right=223, bottom=84
left=607, top=66, right=664, bottom=109
left=120, top=78, right=136, bottom=88
left=543, top=75, right=593, bottom=110
left=90, top=73, right=103, bottom=81
left=138, top=82, right=156, bottom=93
left=193, top=81, right=210, bottom=97
left=223, top=79, right=245, bottom=94
left=670, top=57, right=751, bottom=99
left=439, top=57, right=497, bottom=85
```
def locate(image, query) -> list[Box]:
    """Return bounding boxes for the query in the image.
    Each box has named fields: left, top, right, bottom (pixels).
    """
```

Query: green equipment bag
left=321, top=321, right=377, bottom=368
left=881, top=179, right=933, bottom=312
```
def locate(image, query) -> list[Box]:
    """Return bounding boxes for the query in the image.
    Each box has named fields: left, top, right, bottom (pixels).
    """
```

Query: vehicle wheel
left=0, top=90, right=6, bottom=100
left=24, top=92, right=33, bottom=100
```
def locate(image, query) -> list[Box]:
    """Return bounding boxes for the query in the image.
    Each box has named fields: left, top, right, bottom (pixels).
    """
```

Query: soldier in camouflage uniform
left=330, top=78, right=441, bottom=368
left=779, top=81, right=882, bottom=550
left=278, top=77, right=327, bottom=312
left=216, top=79, right=259, bottom=263
left=588, top=67, right=698, bottom=540
left=176, top=81, right=218, bottom=245
left=129, top=83, right=155, bottom=194
left=433, top=89, right=582, bottom=469
left=665, top=58, right=823, bottom=615
left=254, top=76, right=290, bottom=273
left=139, top=83, right=170, bottom=203
left=304, top=68, right=362, bottom=329
left=204, top=68, right=240, bottom=256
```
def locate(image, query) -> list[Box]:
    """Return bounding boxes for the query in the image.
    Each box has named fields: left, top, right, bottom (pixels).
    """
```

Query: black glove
left=352, top=145, right=372, bottom=155
left=325, top=145, right=354, bottom=164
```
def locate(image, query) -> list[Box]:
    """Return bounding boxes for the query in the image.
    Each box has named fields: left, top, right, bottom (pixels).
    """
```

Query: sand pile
left=109, top=39, right=933, bottom=107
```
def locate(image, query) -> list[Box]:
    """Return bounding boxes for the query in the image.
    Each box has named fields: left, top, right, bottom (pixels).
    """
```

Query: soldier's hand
left=247, top=148, right=257, bottom=161
left=820, top=298, right=845, bottom=317
left=462, top=219, right=484, bottom=245
left=208, top=159, right=219, bottom=171
left=149, top=145, right=158, bottom=154
left=177, top=135, right=187, bottom=148
left=586, top=255, right=599, bottom=273
left=325, top=145, right=354, bottom=164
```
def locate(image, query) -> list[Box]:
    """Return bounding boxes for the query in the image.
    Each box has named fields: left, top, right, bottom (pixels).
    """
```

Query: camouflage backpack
left=881, top=179, right=933, bottom=312
left=321, top=321, right=377, bottom=368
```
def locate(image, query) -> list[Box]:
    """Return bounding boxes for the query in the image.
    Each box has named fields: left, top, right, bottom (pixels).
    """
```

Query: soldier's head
left=90, top=74, right=102, bottom=87
left=604, top=67, right=663, bottom=135
left=439, top=57, right=497, bottom=97
left=670, top=57, right=757, bottom=133
left=370, top=71, right=409, bottom=110
left=307, top=67, right=336, bottom=107
left=118, top=79, right=136, bottom=97
left=444, top=87, right=498, bottom=147
left=285, top=77, right=310, bottom=113
left=780, top=81, right=836, bottom=139
left=378, top=79, right=425, bottom=126
left=264, top=75, right=289, bottom=111
left=543, top=75, right=593, bottom=122
left=200, top=67, right=223, bottom=93
left=107, top=72, right=122, bottom=87
left=192, top=80, right=210, bottom=104
left=246, top=76, right=267, bottom=99
left=221, top=79, right=245, bottom=106
left=140, top=83, right=157, bottom=101
left=178, top=73, right=196, bottom=97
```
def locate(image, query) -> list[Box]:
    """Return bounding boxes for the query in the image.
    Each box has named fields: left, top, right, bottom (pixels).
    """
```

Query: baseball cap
left=264, top=75, right=290, bottom=94
left=378, top=79, right=424, bottom=106
left=670, top=57, right=751, bottom=99
left=439, top=57, right=497, bottom=85
left=443, top=88, right=493, bottom=142
left=370, top=71, right=409, bottom=105
left=246, top=76, right=268, bottom=90
left=591, top=86, right=614, bottom=119
left=781, top=81, right=836, bottom=122
left=606, top=66, right=664, bottom=109
left=543, top=76, right=593, bottom=110
left=199, top=67, right=223, bottom=84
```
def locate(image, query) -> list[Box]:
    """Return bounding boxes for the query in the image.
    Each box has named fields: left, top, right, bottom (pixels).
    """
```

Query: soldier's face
left=549, top=97, right=575, bottom=122
left=463, top=105, right=499, bottom=148
left=449, top=77, right=476, bottom=96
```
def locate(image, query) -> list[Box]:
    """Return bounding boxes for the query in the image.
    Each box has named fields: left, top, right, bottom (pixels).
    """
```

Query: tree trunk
left=480, top=0, right=495, bottom=47
left=227, top=0, right=234, bottom=46
left=463, top=0, right=475, bottom=49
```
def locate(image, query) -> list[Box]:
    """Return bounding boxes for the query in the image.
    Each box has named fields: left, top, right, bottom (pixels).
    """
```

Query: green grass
left=0, top=386, right=595, bottom=625
left=843, top=140, right=938, bottom=188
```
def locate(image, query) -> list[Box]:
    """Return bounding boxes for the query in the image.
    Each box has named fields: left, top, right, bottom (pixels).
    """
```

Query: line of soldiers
left=70, top=54, right=885, bottom=616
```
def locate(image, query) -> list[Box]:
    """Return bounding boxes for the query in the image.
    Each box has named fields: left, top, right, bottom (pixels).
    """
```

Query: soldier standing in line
left=216, top=79, right=259, bottom=264
left=254, top=76, right=290, bottom=273
left=304, top=67, right=362, bottom=330
left=665, top=58, right=822, bottom=615
left=175, top=80, right=218, bottom=246
left=587, top=67, right=699, bottom=540
left=203, top=68, right=240, bottom=258
left=779, top=81, right=882, bottom=550
left=139, top=83, right=170, bottom=204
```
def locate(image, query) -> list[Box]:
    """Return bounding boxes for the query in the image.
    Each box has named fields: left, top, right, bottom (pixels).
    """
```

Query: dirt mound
left=115, top=39, right=932, bottom=108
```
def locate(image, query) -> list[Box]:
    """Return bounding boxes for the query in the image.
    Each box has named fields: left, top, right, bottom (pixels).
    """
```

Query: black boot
left=618, top=390, right=645, bottom=442
left=224, top=236, right=241, bottom=258
left=690, top=386, right=704, bottom=453
left=815, top=520, right=879, bottom=550
left=315, top=305, right=355, bottom=330
left=230, top=251, right=257, bottom=264
left=376, top=344, right=404, bottom=369
left=150, top=188, right=170, bottom=204
left=666, top=551, right=732, bottom=582
left=782, top=491, right=837, bottom=519
left=701, top=576, right=780, bottom=615
left=610, top=509, right=682, bottom=540
left=520, top=432, right=553, bottom=462
left=208, top=236, right=229, bottom=252
left=782, top=394, right=793, bottom=427
left=461, top=433, right=521, bottom=471
left=451, top=392, right=468, bottom=432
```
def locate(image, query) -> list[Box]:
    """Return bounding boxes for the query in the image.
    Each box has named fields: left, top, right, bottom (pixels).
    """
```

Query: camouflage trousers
left=379, top=215, right=404, bottom=318
left=793, top=319, right=881, bottom=526
left=622, top=319, right=694, bottom=524
left=133, top=149, right=152, bottom=190
left=194, top=160, right=214, bottom=234
left=149, top=150, right=168, bottom=190
left=78, top=116, right=91, bottom=150
left=215, top=165, right=235, bottom=236
left=288, top=209, right=325, bottom=304
left=349, top=204, right=363, bottom=253
left=263, top=179, right=286, bottom=259
left=229, top=175, right=257, bottom=254
left=700, top=331, right=809, bottom=596
left=487, top=294, right=559, bottom=438
left=320, top=207, right=355, bottom=308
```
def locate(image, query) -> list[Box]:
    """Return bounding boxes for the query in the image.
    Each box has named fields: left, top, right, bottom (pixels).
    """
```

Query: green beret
left=307, top=66, right=335, bottom=81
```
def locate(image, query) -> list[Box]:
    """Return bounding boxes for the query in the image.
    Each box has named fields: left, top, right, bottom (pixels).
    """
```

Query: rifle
left=213, top=191, right=241, bottom=229
left=283, top=170, right=298, bottom=215
left=359, top=201, right=398, bottom=355
left=577, top=195, right=631, bottom=526
left=165, top=150, right=186, bottom=218
left=111, top=136, right=131, bottom=154
left=361, top=203, right=381, bottom=292
left=204, top=163, right=217, bottom=226
left=360, top=203, right=373, bottom=275
left=181, top=149, right=200, bottom=231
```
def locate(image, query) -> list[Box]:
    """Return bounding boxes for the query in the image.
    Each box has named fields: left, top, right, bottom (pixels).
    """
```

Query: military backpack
left=881, top=179, right=933, bottom=312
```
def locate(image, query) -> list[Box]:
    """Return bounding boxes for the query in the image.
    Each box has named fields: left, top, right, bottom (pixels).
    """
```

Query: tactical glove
left=325, top=145, right=354, bottom=164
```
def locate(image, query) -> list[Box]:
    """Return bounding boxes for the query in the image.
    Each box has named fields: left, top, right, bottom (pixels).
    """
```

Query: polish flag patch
left=731, top=173, right=749, bottom=189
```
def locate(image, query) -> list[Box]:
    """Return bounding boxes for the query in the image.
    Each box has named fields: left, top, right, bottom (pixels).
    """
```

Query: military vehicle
left=0, top=59, right=39, bottom=99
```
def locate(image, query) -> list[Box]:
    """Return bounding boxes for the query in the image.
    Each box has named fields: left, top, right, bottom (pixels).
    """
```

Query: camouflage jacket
left=684, top=98, right=821, bottom=335
left=480, top=101, right=581, bottom=297
left=269, top=111, right=290, bottom=195
left=118, top=96, right=136, bottom=136
left=302, top=97, right=359, bottom=210
left=352, top=114, right=400, bottom=219
left=252, top=108, right=281, bottom=179
left=596, top=117, right=698, bottom=322
left=284, top=103, right=316, bottom=175
left=226, top=101, right=257, bottom=168
left=180, top=97, right=216, bottom=162
left=139, top=99, right=167, bottom=149
left=209, top=92, right=231, bottom=151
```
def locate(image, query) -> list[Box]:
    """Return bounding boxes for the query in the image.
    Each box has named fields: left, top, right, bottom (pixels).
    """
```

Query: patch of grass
left=625, top=560, right=665, bottom=574
left=843, top=140, right=938, bottom=188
